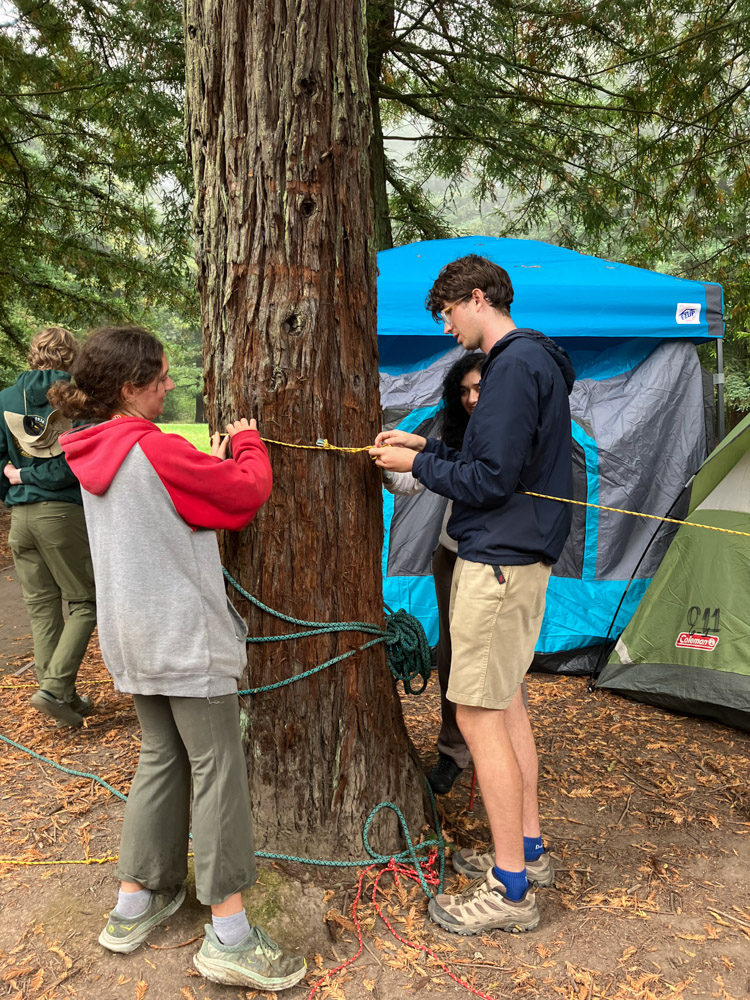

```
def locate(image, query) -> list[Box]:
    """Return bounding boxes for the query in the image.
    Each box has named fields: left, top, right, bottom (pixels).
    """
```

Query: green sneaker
left=193, top=924, right=307, bottom=990
left=428, top=868, right=539, bottom=936
left=98, top=885, right=186, bottom=953
left=452, top=846, right=554, bottom=886
left=30, top=690, right=82, bottom=729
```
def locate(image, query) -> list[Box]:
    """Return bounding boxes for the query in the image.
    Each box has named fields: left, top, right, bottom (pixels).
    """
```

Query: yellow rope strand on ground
left=0, top=678, right=113, bottom=690
left=0, top=856, right=120, bottom=866
left=0, top=852, right=196, bottom=867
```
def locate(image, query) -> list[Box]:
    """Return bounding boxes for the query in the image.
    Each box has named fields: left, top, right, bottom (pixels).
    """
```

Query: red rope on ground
left=306, top=863, right=376, bottom=1000
left=372, top=859, right=499, bottom=1000
left=307, top=852, right=499, bottom=1000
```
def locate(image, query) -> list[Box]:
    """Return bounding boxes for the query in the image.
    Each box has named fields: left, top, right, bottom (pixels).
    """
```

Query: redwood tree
left=184, top=0, right=427, bottom=860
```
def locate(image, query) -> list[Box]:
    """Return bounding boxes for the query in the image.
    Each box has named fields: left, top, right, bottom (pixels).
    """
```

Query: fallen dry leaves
left=0, top=608, right=747, bottom=1000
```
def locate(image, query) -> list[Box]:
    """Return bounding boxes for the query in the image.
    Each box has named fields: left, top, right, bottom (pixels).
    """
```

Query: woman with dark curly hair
left=382, top=352, right=484, bottom=793
left=51, top=326, right=306, bottom=991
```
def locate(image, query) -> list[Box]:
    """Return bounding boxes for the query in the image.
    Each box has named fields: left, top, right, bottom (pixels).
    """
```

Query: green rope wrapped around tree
left=223, top=568, right=432, bottom=696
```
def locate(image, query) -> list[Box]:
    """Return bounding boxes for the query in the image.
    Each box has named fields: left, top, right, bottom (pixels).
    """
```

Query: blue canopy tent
left=377, top=236, right=724, bottom=672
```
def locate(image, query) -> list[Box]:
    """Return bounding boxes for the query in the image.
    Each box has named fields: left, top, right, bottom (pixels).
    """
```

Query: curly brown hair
left=47, top=326, right=164, bottom=421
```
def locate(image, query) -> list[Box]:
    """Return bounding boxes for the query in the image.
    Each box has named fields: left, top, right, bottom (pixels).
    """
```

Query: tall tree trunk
left=184, top=0, right=427, bottom=861
left=367, top=0, right=395, bottom=250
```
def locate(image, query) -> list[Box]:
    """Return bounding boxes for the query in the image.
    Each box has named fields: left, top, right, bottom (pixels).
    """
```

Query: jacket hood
left=488, top=328, right=577, bottom=394
left=60, top=416, right=163, bottom=495
left=15, top=369, right=70, bottom=409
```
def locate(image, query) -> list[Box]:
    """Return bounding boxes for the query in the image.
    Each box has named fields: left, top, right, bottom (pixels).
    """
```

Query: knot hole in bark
left=300, top=197, right=316, bottom=218
left=281, top=314, right=302, bottom=337
left=299, top=76, right=317, bottom=97
left=187, top=23, right=198, bottom=38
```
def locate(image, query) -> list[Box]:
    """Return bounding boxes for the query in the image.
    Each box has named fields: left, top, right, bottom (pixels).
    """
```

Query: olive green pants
left=116, top=693, right=257, bottom=905
left=9, top=501, right=96, bottom=702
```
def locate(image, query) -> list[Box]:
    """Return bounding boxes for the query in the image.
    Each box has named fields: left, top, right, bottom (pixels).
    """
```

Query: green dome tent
left=595, top=413, right=750, bottom=731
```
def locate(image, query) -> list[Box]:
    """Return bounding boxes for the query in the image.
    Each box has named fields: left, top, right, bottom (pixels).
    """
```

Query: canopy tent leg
left=715, top=339, right=725, bottom=441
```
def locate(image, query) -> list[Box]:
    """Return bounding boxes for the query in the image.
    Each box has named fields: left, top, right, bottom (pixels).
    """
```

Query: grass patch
left=160, top=422, right=211, bottom=453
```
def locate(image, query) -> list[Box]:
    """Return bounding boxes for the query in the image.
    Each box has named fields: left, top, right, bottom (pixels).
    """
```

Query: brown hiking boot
left=428, top=868, right=539, bottom=936
left=452, top=846, right=554, bottom=886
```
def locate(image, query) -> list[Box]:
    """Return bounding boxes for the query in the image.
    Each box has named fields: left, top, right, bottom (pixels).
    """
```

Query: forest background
left=1, top=0, right=749, bottom=424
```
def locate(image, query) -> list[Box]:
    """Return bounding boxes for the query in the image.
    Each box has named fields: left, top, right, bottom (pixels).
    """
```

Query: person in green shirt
left=1, top=327, right=96, bottom=728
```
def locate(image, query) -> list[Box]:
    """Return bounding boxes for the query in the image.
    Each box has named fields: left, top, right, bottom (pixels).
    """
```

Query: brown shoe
left=428, top=868, right=539, bottom=935
left=452, top=846, right=554, bottom=886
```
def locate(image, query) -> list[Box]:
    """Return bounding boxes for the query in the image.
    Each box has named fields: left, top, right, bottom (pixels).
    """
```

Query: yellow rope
left=268, top=435, right=750, bottom=540
left=0, top=678, right=113, bottom=690
left=0, top=855, right=120, bottom=866
left=262, top=436, right=371, bottom=454
left=520, top=491, right=750, bottom=540
left=261, top=436, right=750, bottom=540
left=0, top=852, right=195, bottom=868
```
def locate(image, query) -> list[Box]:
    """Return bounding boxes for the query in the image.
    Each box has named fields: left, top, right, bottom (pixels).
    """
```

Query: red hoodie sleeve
left=139, top=428, right=272, bottom=531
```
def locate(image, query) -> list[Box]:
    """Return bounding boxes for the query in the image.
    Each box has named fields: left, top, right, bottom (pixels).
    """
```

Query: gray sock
left=115, top=887, right=151, bottom=917
left=212, top=908, right=251, bottom=946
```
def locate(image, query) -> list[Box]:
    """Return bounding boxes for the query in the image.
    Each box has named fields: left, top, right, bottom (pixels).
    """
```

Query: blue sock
left=492, top=866, right=528, bottom=901
left=524, top=836, right=545, bottom=862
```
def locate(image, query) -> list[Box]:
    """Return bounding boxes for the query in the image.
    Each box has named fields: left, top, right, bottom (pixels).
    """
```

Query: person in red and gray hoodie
left=51, top=326, right=306, bottom=992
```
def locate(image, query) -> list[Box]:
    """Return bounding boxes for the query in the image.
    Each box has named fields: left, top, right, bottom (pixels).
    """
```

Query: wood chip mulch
left=0, top=630, right=748, bottom=999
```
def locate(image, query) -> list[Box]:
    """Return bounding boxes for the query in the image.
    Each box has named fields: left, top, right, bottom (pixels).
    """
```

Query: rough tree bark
left=184, top=0, right=427, bottom=861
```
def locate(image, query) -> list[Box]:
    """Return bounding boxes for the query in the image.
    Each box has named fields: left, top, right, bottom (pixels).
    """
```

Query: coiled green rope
left=223, top=568, right=432, bottom=696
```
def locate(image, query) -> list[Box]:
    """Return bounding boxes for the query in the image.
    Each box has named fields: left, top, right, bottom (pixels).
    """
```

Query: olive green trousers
left=9, top=500, right=96, bottom=701
left=116, top=693, right=257, bottom=906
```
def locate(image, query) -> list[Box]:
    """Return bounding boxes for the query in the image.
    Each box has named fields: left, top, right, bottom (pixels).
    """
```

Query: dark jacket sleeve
left=0, top=431, right=8, bottom=504
left=19, top=455, right=79, bottom=492
left=420, top=439, right=460, bottom=463
left=412, top=356, right=541, bottom=508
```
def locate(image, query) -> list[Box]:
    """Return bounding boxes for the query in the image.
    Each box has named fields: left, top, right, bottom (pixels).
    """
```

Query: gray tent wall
left=378, top=238, right=724, bottom=671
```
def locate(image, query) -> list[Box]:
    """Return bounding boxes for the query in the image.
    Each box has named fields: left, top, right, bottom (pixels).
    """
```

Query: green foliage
left=2, top=0, right=749, bottom=401
left=723, top=328, right=750, bottom=416
left=374, top=0, right=750, bottom=340
left=154, top=304, right=203, bottom=422
left=0, top=0, right=193, bottom=351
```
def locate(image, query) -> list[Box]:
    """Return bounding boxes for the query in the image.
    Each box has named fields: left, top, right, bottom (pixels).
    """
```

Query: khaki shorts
left=447, top=558, right=551, bottom=710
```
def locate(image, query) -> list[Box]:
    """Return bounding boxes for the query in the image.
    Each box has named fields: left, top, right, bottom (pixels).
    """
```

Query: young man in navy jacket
left=371, top=255, right=575, bottom=934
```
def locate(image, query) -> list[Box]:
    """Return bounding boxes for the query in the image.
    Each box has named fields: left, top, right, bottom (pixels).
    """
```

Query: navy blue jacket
left=412, top=328, right=575, bottom=566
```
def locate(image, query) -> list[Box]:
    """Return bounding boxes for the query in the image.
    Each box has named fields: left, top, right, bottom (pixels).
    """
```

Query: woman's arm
left=381, top=469, right=425, bottom=496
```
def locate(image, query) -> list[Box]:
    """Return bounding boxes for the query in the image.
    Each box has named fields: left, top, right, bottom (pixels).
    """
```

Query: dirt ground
left=0, top=527, right=748, bottom=1000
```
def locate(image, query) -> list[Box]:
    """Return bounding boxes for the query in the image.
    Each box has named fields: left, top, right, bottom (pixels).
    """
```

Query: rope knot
left=383, top=607, right=431, bottom=694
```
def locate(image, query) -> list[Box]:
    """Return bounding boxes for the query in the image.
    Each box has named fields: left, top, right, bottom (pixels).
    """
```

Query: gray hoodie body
left=61, top=417, right=272, bottom=698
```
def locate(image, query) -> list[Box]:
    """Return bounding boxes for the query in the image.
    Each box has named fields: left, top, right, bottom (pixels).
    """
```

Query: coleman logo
left=676, top=632, right=719, bottom=651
